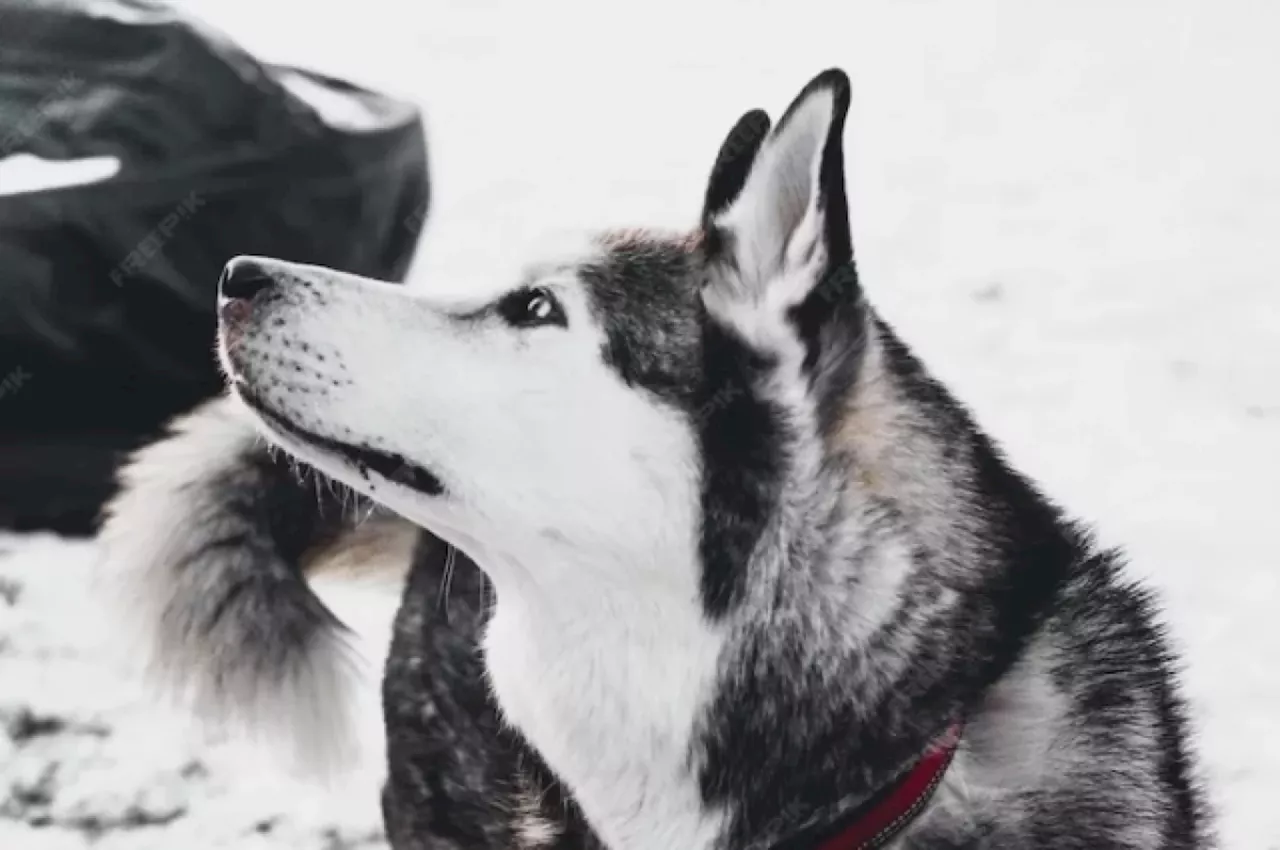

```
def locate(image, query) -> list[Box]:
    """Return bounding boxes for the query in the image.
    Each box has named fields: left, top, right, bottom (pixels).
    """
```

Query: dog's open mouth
left=235, top=385, right=445, bottom=496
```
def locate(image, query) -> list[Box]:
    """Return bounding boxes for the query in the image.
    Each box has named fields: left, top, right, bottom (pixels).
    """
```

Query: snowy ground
left=3, top=0, right=1278, bottom=847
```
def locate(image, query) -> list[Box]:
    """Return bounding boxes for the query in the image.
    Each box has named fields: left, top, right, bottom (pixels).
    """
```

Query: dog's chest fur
left=482, top=572, right=728, bottom=850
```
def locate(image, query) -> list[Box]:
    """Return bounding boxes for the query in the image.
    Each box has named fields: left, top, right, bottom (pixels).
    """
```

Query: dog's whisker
left=437, top=543, right=457, bottom=622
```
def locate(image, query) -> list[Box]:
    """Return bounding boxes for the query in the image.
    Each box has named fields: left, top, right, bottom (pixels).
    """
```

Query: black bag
left=0, top=0, right=429, bottom=534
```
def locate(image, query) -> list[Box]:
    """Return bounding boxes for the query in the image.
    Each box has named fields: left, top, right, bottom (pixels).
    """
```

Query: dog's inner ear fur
left=701, top=69, right=856, bottom=311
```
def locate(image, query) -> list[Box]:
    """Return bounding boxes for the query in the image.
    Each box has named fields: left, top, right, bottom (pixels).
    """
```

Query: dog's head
left=219, top=70, right=865, bottom=609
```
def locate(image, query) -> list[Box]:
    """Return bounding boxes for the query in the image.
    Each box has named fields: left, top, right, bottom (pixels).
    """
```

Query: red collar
left=799, top=722, right=964, bottom=850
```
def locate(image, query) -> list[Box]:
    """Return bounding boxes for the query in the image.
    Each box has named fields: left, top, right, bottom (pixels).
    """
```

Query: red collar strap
left=783, top=721, right=964, bottom=850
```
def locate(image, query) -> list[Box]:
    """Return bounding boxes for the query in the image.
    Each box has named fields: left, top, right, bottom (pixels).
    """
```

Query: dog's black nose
left=219, top=257, right=273, bottom=300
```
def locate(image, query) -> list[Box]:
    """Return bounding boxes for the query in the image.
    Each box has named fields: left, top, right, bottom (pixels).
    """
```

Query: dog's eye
left=497, top=287, right=567, bottom=329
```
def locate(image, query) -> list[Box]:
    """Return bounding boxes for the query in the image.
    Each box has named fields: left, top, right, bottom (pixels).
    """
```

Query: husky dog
left=101, top=70, right=1211, bottom=849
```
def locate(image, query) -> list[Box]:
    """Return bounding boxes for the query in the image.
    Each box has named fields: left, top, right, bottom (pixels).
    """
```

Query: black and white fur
left=100, top=70, right=1212, bottom=849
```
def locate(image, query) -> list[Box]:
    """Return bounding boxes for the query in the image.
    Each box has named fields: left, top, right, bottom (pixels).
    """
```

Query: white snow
left=2, top=0, right=1278, bottom=847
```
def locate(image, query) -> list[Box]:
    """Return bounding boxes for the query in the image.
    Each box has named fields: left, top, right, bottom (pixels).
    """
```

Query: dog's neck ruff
left=774, top=722, right=964, bottom=850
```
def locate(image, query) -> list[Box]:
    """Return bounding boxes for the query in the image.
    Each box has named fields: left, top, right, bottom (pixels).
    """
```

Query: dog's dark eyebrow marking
left=444, top=302, right=497, bottom=323
left=238, top=386, right=445, bottom=496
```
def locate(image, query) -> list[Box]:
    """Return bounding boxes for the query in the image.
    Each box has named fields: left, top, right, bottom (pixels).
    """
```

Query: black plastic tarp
left=0, top=0, right=429, bottom=533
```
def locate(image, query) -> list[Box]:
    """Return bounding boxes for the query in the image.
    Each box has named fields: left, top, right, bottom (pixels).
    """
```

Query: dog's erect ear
left=701, top=69, right=857, bottom=316
left=703, top=109, right=772, bottom=222
left=701, top=70, right=864, bottom=433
